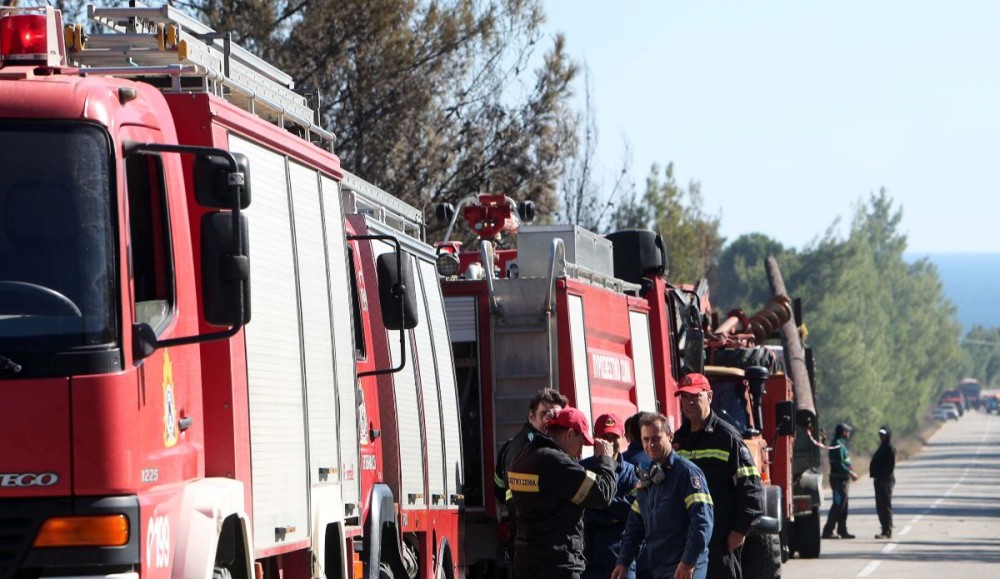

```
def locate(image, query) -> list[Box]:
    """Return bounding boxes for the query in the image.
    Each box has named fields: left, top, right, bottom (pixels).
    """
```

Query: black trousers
left=823, top=477, right=851, bottom=535
left=874, top=479, right=895, bottom=534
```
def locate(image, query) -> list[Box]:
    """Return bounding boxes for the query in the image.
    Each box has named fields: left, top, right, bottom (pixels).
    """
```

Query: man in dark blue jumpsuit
left=613, top=412, right=713, bottom=579
left=581, top=413, right=639, bottom=579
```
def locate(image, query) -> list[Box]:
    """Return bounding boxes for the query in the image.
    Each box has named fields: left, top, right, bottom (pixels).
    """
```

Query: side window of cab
left=125, top=152, right=175, bottom=332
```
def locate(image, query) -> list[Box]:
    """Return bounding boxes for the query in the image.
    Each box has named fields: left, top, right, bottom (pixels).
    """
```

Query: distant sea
left=906, top=253, right=1000, bottom=333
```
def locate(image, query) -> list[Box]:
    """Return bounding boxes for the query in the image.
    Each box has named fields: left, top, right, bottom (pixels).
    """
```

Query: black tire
left=795, top=508, right=822, bottom=559
left=741, top=532, right=781, bottom=579
left=709, top=347, right=780, bottom=374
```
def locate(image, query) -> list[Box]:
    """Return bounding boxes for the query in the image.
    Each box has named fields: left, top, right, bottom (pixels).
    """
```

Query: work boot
left=822, top=531, right=836, bottom=539
left=839, top=532, right=856, bottom=539
left=874, top=533, right=892, bottom=539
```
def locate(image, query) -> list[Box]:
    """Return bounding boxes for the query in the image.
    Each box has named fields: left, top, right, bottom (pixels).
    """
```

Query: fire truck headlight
left=436, top=251, right=461, bottom=277
left=33, top=515, right=130, bottom=547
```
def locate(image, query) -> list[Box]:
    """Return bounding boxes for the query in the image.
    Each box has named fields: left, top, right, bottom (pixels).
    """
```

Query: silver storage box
left=516, top=225, right=615, bottom=279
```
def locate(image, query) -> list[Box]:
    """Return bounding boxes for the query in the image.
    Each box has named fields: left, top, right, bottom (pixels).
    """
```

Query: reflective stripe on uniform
left=505, top=489, right=513, bottom=500
left=684, top=492, right=713, bottom=508
left=631, top=500, right=641, bottom=514
left=677, top=449, right=730, bottom=462
left=736, top=465, right=760, bottom=478
left=570, top=470, right=598, bottom=504
left=508, top=471, right=540, bottom=493
left=495, top=473, right=505, bottom=488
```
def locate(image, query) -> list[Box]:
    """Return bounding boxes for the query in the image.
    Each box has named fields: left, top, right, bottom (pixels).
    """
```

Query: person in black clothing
left=493, top=388, right=568, bottom=563
left=672, top=373, right=764, bottom=579
left=509, top=407, right=617, bottom=579
left=869, top=425, right=896, bottom=539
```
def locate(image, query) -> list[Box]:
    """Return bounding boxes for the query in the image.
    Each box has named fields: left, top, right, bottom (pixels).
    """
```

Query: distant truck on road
left=958, top=378, right=983, bottom=411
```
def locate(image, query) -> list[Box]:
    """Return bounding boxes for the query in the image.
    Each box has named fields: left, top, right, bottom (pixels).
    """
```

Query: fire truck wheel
left=741, top=533, right=781, bottom=579
left=795, top=508, right=821, bottom=559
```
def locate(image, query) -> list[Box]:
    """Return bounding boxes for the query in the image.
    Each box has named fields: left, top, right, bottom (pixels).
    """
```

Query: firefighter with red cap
left=581, top=413, right=639, bottom=579
left=509, top=407, right=617, bottom=579
left=672, top=373, right=764, bottom=579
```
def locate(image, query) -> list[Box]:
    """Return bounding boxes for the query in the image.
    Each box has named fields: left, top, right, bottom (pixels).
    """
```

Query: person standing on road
left=822, top=422, right=859, bottom=539
left=672, top=373, right=764, bottom=579
left=509, top=407, right=617, bottom=579
left=612, top=412, right=713, bottom=579
left=581, top=413, right=639, bottom=579
left=869, top=425, right=896, bottom=539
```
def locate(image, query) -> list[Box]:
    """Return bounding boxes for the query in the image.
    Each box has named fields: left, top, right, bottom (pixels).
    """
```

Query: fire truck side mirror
left=201, top=212, right=252, bottom=326
left=376, top=252, right=419, bottom=330
left=194, top=153, right=252, bottom=209
left=775, top=400, right=796, bottom=436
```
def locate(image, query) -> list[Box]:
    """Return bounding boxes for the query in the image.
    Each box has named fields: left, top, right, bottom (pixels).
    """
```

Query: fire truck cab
left=0, top=5, right=460, bottom=579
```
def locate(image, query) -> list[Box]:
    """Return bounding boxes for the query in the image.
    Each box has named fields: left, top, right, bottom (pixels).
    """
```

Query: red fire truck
left=433, top=194, right=706, bottom=575
left=0, top=5, right=461, bottom=579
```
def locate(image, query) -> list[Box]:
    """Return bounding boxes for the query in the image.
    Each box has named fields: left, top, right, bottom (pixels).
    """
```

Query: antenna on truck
left=65, top=2, right=334, bottom=147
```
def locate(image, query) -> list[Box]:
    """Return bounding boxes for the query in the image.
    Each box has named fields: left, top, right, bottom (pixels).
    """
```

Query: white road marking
left=858, top=561, right=881, bottom=577
left=898, top=525, right=913, bottom=536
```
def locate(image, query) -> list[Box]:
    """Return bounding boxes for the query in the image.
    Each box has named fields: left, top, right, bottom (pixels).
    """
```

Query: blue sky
left=542, top=1, right=1000, bottom=254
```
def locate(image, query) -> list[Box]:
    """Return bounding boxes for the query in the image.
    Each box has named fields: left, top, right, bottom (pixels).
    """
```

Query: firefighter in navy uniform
left=508, top=407, right=617, bottom=579
left=613, top=412, right=713, bottom=579
left=672, top=374, right=764, bottom=579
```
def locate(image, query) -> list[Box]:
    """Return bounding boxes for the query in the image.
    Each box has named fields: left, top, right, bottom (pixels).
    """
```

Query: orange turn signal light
left=33, top=515, right=129, bottom=547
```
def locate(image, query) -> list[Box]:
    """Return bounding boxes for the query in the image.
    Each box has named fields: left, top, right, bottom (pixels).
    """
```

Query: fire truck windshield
left=0, top=121, right=117, bottom=352
left=710, top=377, right=751, bottom=433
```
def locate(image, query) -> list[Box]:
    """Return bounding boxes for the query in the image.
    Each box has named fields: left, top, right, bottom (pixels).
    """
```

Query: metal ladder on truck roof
left=66, top=2, right=334, bottom=147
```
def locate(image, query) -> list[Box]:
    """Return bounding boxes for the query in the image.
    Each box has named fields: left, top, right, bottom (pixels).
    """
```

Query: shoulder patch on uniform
left=739, top=446, right=752, bottom=463
left=691, top=475, right=702, bottom=490
left=508, top=471, right=540, bottom=493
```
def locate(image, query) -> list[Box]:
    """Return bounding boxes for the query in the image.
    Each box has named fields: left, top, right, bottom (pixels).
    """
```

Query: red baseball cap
left=594, top=413, right=625, bottom=438
left=675, top=373, right=712, bottom=396
left=549, top=407, right=595, bottom=445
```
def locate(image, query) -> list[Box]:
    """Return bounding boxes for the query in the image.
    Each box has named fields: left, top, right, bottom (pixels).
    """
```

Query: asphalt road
left=783, top=410, right=1000, bottom=578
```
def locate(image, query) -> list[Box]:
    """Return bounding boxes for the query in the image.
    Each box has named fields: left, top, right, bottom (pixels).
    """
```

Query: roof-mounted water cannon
left=0, top=6, right=66, bottom=69
left=435, top=193, right=534, bottom=278
left=436, top=193, right=535, bottom=244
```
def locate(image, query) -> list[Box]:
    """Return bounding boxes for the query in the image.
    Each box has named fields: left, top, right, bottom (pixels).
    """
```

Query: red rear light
left=0, top=6, right=65, bottom=67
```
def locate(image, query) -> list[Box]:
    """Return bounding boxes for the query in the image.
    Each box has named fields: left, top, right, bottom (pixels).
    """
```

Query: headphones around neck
left=636, top=462, right=666, bottom=488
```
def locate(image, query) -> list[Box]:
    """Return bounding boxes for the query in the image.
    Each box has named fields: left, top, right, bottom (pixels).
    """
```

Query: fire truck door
left=228, top=135, right=309, bottom=552
left=320, top=175, right=361, bottom=507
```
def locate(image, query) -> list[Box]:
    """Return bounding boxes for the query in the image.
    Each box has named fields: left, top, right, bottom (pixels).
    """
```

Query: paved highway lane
left=784, top=410, right=1000, bottom=578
